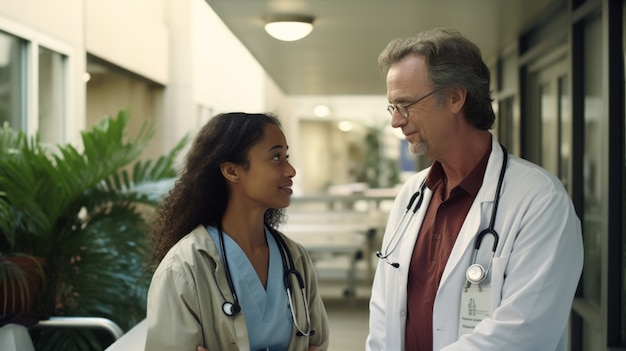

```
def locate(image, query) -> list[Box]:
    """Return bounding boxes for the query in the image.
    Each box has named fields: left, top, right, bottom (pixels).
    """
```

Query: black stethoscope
left=376, top=144, right=508, bottom=280
left=217, top=223, right=315, bottom=337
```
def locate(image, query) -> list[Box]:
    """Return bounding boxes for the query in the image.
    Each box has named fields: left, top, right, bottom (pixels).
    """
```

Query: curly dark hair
left=149, top=112, right=285, bottom=269
left=378, top=28, right=495, bottom=130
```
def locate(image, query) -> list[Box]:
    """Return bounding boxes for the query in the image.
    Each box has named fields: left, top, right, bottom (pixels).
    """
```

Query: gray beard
left=409, top=142, right=427, bottom=155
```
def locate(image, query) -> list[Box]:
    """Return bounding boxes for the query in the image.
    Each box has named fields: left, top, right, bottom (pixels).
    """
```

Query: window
left=581, top=14, right=603, bottom=350
left=0, top=31, right=25, bottom=130
left=0, top=28, right=68, bottom=144
left=38, top=46, right=66, bottom=144
left=620, top=2, right=626, bottom=345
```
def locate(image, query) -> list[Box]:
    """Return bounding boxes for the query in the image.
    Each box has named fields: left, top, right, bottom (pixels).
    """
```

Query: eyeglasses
left=387, top=90, right=437, bottom=118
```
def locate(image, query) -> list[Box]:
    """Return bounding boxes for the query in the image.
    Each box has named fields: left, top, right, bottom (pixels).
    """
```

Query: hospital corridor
left=1, top=0, right=624, bottom=350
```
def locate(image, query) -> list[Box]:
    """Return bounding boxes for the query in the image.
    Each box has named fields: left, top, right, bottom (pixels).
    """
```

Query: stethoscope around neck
left=376, top=144, right=508, bottom=281
left=217, top=223, right=315, bottom=337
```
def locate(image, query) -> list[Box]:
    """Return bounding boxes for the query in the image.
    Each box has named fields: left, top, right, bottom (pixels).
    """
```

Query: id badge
left=458, top=283, right=492, bottom=338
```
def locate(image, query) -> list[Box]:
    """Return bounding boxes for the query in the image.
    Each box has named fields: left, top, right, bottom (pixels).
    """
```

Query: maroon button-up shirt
left=404, top=147, right=490, bottom=351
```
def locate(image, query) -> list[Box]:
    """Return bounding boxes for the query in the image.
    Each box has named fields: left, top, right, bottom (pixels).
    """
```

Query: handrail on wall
left=31, top=316, right=124, bottom=340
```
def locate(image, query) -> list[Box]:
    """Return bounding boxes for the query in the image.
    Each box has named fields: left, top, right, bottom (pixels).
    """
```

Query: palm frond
left=0, top=110, right=189, bottom=350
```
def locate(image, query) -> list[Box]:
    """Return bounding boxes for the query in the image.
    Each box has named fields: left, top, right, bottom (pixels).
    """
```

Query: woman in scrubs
left=145, top=112, right=329, bottom=351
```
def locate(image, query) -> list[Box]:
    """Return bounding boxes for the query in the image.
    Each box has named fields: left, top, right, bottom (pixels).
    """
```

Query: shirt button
left=435, top=234, right=442, bottom=240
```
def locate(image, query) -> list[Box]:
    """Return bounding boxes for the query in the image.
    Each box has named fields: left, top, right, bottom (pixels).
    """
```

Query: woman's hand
left=197, top=347, right=208, bottom=351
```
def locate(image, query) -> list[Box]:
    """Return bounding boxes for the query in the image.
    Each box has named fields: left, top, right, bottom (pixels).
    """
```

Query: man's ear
left=220, top=162, right=240, bottom=183
left=449, top=86, right=467, bottom=114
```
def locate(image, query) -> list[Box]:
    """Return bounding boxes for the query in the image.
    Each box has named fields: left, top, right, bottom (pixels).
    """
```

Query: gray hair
left=378, top=28, right=495, bottom=130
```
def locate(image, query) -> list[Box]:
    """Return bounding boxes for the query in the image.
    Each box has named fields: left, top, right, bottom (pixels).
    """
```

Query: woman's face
left=233, top=123, right=296, bottom=209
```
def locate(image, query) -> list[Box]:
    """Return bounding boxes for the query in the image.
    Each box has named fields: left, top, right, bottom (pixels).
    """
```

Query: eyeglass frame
left=387, top=90, right=437, bottom=118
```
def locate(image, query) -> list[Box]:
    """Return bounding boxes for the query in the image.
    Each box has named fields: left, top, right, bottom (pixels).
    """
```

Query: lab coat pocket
left=489, top=255, right=509, bottom=310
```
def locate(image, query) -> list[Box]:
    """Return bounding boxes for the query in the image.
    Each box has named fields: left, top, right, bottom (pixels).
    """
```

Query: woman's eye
left=272, top=153, right=289, bottom=161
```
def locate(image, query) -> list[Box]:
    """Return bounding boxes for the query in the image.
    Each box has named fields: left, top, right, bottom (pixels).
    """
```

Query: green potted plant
left=0, top=110, right=188, bottom=350
left=363, top=126, right=400, bottom=189
left=0, top=118, right=49, bottom=318
left=0, top=253, right=44, bottom=316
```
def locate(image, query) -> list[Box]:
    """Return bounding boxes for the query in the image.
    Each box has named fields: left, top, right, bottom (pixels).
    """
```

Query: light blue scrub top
left=207, top=226, right=292, bottom=351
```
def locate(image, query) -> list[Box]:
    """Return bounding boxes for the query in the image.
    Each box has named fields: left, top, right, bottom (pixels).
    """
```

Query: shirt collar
left=425, top=145, right=491, bottom=197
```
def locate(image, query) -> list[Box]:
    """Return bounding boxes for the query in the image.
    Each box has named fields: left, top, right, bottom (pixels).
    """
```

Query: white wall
left=192, top=0, right=266, bottom=114
left=1, top=0, right=83, bottom=47
left=85, top=0, right=169, bottom=85
left=160, top=0, right=291, bottom=155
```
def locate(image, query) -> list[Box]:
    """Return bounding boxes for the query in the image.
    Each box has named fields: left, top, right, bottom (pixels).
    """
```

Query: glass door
left=525, top=51, right=572, bottom=192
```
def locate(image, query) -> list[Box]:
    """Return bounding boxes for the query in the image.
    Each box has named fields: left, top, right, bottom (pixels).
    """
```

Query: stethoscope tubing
left=376, top=179, right=426, bottom=263
left=272, top=228, right=314, bottom=336
left=217, top=224, right=314, bottom=336
left=467, top=144, right=508, bottom=284
left=218, top=225, right=242, bottom=316
left=377, top=144, right=508, bottom=274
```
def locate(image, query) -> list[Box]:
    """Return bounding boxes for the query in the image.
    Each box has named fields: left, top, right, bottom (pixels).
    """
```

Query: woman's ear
left=220, top=162, right=240, bottom=183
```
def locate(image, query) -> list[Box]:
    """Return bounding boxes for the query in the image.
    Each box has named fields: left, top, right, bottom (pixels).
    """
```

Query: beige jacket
left=145, top=225, right=330, bottom=351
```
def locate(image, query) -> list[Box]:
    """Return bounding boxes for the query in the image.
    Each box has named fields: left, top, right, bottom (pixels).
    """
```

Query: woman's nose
left=286, top=162, right=296, bottom=177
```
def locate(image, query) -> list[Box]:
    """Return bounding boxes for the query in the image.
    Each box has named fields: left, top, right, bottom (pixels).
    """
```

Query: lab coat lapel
left=439, top=140, right=505, bottom=286
left=202, top=226, right=241, bottom=308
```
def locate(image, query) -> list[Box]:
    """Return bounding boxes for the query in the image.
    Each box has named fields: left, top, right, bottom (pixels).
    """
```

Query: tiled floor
left=323, top=297, right=370, bottom=351
left=318, top=277, right=372, bottom=351
left=309, top=249, right=376, bottom=350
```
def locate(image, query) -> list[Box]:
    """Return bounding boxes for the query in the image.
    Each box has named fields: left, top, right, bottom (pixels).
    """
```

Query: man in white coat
left=367, top=28, right=583, bottom=351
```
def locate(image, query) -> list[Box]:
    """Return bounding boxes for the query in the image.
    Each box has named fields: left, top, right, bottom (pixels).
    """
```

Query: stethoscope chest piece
left=222, top=301, right=241, bottom=316
left=464, top=144, right=508, bottom=286
left=466, top=263, right=487, bottom=285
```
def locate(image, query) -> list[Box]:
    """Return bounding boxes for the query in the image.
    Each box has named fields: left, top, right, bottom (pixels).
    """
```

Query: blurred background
left=0, top=0, right=624, bottom=350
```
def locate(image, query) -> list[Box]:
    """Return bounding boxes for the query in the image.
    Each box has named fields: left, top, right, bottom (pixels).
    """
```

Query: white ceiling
left=204, top=0, right=560, bottom=96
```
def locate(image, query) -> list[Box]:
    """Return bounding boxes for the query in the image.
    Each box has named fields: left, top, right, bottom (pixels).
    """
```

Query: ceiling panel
left=204, top=0, right=560, bottom=95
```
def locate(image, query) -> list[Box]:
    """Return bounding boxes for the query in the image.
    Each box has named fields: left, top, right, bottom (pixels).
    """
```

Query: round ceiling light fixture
left=313, top=104, right=330, bottom=117
left=264, top=15, right=314, bottom=41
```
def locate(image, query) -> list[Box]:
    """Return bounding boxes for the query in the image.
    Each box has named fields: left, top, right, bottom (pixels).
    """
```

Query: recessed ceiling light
left=338, top=121, right=354, bottom=132
left=313, top=104, right=330, bottom=117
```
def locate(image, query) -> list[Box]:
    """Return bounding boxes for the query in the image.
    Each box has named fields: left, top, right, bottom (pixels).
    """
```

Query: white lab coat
left=367, top=138, right=583, bottom=351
